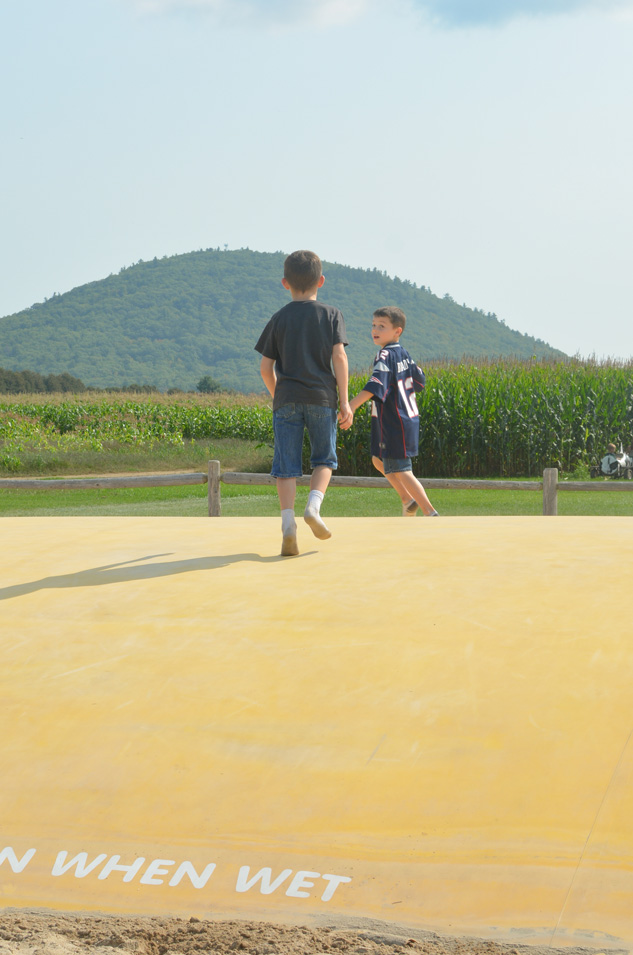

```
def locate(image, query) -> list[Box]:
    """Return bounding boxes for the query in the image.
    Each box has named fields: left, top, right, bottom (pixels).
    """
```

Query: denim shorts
left=271, top=403, right=338, bottom=479
left=383, top=457, right=412, bottom=475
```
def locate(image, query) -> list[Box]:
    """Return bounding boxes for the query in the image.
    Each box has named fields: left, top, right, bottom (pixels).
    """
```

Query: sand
left=0, top=912, right=622, bottom=955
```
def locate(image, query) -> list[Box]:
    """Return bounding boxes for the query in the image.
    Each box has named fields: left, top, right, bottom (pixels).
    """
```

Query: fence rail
left=3, top=463, right=633, bottom=516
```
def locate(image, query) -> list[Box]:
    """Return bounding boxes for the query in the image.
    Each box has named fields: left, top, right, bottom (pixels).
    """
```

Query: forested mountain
left=0, top=249, right=565, bottom=393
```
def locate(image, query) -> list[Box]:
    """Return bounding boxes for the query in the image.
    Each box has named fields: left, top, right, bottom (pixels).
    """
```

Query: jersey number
left=397, top=377, right=419, bottom=418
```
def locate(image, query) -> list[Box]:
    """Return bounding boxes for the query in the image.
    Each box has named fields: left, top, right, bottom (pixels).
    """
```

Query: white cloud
left=131, top=0, right=368, bottom=28
left=310, top=0, right=367, bottom=27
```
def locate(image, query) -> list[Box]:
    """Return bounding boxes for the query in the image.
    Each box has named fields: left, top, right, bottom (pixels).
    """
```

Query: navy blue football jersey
left=362, top=344, right=425, bottom=459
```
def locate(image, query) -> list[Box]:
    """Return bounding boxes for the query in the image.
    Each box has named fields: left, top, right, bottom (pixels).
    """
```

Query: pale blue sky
left=1, top=0, right=632, bottom=358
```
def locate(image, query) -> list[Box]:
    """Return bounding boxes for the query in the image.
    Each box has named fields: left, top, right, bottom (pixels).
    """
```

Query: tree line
left=0, top=368, right=87, bottom=394
left=0, top=366, right=224, bottom=395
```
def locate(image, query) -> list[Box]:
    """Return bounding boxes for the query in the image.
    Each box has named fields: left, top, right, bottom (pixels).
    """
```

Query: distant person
left=340, top=306, right=438, bottom=518
left=255, top=250, right=352, bottom=557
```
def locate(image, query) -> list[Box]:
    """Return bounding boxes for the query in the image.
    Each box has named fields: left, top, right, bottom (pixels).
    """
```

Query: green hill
left=0, top=248, right=565, bottom=393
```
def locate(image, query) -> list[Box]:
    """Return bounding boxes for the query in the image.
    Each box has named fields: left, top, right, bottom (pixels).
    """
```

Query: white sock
left=307, top=489, right=324, bottom=512
left=281, top=509, right=296, bottom=534
left=304, top=491, right=331, bottom=540
left=280, top=509, right=299, bottom=556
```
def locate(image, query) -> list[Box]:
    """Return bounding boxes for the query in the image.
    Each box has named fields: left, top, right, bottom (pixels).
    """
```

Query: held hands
left=338, top=402, right=354, bottom=430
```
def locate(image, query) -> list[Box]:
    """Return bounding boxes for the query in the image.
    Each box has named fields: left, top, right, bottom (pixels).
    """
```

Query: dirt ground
left=0, top=912, right=625, bottom=955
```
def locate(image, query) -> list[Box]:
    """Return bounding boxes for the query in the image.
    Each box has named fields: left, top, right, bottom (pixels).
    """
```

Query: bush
left=197, top=375, right=225, bottom=394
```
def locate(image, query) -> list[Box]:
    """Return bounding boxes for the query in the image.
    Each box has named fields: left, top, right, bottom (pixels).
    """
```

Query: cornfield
left=342, top=359, right=633, bottom=477
left=1, top=359, right=632, bottom=478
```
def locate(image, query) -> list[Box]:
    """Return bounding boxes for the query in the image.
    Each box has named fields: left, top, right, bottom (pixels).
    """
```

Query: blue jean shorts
left=271, top=403, right=338, bottom=479
left=383, top=457, right=412, bottom=475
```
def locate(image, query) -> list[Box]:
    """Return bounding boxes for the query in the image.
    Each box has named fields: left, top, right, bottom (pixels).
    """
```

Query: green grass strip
left=2, top=482, right=632, bottom=517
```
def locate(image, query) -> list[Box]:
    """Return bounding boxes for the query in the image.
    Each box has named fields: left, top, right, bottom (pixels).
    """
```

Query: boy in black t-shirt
left=341, top=307, right=438, bottom=518
left=255, top=250, right=352, bottom=556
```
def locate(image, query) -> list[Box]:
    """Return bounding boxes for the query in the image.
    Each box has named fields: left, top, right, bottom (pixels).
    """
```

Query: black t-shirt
left=255, top=300, right=348, bottom=411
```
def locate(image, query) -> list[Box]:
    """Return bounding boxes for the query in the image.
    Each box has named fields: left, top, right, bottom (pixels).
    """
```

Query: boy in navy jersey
left=341, top=307, right=438, bottom=517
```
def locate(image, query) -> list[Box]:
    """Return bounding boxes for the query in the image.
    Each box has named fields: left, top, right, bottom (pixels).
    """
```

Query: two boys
left=255, top=250, right=436, bottom=557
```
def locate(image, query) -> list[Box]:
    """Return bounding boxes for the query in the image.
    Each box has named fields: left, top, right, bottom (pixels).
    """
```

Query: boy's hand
left=338, top=403, right=353, bottom=430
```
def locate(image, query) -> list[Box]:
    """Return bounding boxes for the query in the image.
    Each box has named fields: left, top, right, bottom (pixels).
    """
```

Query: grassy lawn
left=2, top=481, right=633, bottom=517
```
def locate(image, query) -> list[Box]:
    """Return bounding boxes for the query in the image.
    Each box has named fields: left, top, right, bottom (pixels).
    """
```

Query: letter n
left=0, top=847, right=36, bottom=872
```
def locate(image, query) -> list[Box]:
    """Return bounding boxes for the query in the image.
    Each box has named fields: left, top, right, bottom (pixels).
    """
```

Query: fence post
left=208, top=460, right=221, bottom=516
left=542, top=468, right=558, bottom=516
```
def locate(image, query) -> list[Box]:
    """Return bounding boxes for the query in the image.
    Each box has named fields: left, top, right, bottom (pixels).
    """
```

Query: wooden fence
left=3, top=463, right=633, bottom=516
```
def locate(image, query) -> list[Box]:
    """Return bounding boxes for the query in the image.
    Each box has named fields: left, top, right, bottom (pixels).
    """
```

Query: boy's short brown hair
left=284, top=250, right=322, bottom=293
left=373, top=306, right=406, bottom=331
